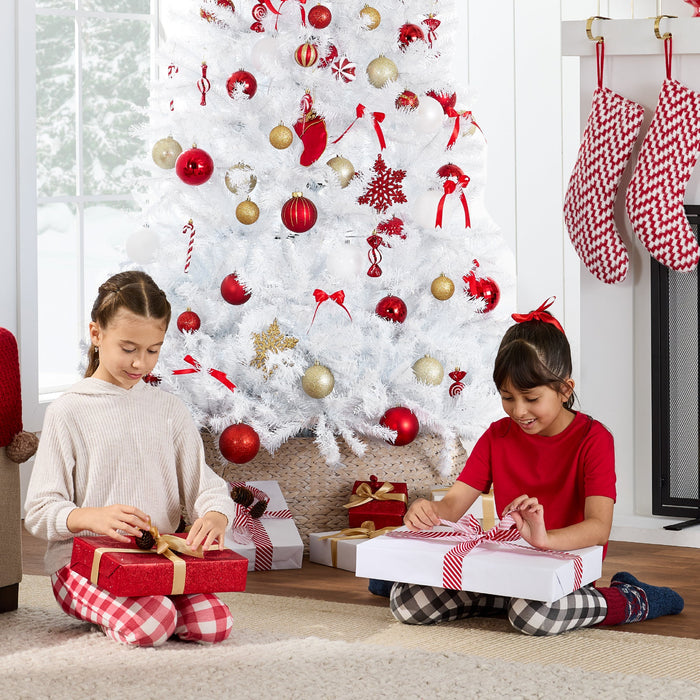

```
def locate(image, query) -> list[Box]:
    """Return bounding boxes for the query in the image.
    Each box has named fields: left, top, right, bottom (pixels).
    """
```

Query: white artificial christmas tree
left=131, top=0, right=515, bottom=474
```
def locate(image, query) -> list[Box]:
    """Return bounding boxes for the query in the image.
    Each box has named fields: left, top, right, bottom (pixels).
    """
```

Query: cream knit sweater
left=24, top=377, right=236, bottom=574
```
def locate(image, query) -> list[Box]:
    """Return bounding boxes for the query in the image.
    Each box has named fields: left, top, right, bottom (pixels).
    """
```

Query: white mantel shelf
left=563, top=18, right=700, bottom=56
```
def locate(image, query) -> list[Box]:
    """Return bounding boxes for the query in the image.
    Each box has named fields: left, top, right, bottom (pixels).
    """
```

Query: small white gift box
left=355, top=522, right=603, bottom=604
left=224, top=480, right=303, bottom=572
left=309, top=523, right=399, bottom=572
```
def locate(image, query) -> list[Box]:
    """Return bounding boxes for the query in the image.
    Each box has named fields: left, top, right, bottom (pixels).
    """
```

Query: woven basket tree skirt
left=203, top=432, right=467, bottom=550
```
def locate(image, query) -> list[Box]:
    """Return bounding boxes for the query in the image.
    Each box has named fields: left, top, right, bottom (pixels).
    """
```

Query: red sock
left=598, top=586, right=629, bottom=626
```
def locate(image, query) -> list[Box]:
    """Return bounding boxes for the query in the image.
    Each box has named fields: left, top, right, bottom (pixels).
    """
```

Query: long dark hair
left=493, top=311, right=575, bottom=409
left=85, top=271, right=171, bottom=377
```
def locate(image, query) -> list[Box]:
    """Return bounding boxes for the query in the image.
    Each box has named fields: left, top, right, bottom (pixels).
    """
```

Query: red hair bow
left=511, top=297, right=565, bottom=335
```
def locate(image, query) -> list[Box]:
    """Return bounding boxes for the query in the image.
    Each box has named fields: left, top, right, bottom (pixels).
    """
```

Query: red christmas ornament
left=219, top=424, right=260, bottom=464
left=294, top=42, right=319, bottom=67
left=226, top=70, right=257, bottom=98
left=375, top=295, right=407, bottom=323
left=463, top=261, right=500, bottom=313
left=177, top=309, right=201, bottom=333
left=142, top=373, right=161, bottom=386
left=294, top=93, right=327, bottom=166
left=398, top=23, right=425, bottom=50
left=221, top=273, right=251, bottom=305
left=318, top=43, right=338, bottom=68
left=427, top=89, right=456, bottom=114
left=395, top=89, right=419, bottom=111
left=380, top=406, right=419, bottom=446
left=448, top=368, right=467, bottom=397
left=376, top=215, right=406, bottom=239
left=423, top=14, right=441, bottom=47
left=281, top=192, right=318, bottom=233
left=308, top=3, right=332, bottom=28
left=357, top=154, right=407, bottom=214
left=330, top=57, right=357, bottom=83
left=437, top=163, right=465, bottom=180
left=250, top=2, right=267, bottom=31
left=175, top=147, right=214, bottom=186
left=367, top=234, right=383, bottom=277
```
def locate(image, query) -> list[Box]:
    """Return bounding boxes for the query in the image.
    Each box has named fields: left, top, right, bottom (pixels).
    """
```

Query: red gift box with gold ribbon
left=343, top=475, right=408, bottom=529
left=70, top=531, right=248, bottom=597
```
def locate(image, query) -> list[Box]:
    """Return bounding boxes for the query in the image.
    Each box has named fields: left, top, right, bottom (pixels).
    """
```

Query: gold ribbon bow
left=89, top=526, right=204, bottom=596
left=320, top=520, right=398, bottom=568
left=342, top=481, right=407, bottom=509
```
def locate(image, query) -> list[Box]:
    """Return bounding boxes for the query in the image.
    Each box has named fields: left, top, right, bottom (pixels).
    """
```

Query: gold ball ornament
left=412, top=355, right=444, bottom=386
left=366, top=56, right=399, bottom=88
left=326, top=155, right=355, bottom=188
left=359, top=4, right=381, bottom=30
left=302, top=362, right=335, bottom=399
left=236, top=198, right=260, bottom=225
left=225, top=163, right=257, bottom=195
left=151, top=136, right=183, bottom=169
left=431, top=274, right=455, bottom=301
left=269, top=124, right=294, bottom=150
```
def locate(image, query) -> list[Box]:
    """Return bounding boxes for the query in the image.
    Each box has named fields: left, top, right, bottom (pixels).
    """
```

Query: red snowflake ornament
left=357, top=155, right=407, bottom=213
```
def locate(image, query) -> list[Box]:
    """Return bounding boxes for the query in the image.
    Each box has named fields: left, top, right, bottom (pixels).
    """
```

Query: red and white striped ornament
left=294, top=42, right=319, bottom=68
left=197, top=62, right=211, bottom=106
left=182, top=219, right=196, bottom=272
left=330, top=56, right=356, bottom=83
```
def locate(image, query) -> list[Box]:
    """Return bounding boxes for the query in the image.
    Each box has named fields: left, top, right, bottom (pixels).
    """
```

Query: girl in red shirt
left=390, top=300, right=684, bottom=635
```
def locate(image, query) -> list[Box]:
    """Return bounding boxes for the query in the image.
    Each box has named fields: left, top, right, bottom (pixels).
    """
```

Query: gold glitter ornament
left=326, top=155, right=355, bottom=188
left=359, top=4, right=381, bottom=30
left=412, top=355, right=444, bottom=386
left=366, top=55, right=399, bottom=88
left=236, top=198, right=260, bottom=225
left=225, top=163, right=257, bottom=195
left=301, top=362, right=335, bottom=398
left=151, top=136, right=183, bottom=169
left=431, top=273, right=455, bottom=300
left=250, top=319, right=299, bottom=379
left=270, top=123, right=294, bottom=150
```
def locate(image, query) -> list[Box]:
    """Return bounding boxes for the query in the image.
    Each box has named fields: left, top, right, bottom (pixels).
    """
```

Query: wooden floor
left=21, top=526, right=700, bottom=640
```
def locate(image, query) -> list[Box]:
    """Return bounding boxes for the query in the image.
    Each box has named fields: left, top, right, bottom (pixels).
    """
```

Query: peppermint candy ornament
left=448, top=369, right=466, bottom=397
left=331, top=57, right=356, bottom=83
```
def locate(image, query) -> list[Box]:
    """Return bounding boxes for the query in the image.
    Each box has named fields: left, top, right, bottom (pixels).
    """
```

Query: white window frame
left=16, top=1, right=160, bottom=431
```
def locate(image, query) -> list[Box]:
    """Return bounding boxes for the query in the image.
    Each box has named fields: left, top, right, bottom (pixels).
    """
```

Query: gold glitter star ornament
left=250, top=319, right=299, bottom=379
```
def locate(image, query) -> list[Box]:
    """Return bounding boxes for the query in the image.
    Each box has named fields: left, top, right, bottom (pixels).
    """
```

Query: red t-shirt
left=457, top=411, right=616, bottom=539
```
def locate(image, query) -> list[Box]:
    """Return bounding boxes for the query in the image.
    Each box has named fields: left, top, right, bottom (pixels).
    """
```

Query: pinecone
left=230, top=486, right=254, bottom=507
left=135, top=529, right=155, bottom=550
left=249, top=500, right=268, bottom=519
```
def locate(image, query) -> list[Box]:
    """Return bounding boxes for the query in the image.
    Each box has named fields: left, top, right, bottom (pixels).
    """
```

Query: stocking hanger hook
left=654, top=15, right=676, bottom=40
left=586, top=16, right=609, bottom=43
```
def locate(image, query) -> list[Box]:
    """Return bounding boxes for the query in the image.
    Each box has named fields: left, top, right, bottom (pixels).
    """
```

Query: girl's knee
left=507, top=598, right=556, bottom=637
left=174, top=594, right=234, bottom=644
left=389, top=582, right=437, bottom=625
left=110, top=596, right=178, bottom=647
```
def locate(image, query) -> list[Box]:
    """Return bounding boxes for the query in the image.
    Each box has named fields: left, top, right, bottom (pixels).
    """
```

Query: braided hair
left=85, top=271, right=171, bottom=377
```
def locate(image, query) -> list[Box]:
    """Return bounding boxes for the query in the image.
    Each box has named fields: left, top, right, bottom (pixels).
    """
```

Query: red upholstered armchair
left=0, top=328, right=39, bottom=613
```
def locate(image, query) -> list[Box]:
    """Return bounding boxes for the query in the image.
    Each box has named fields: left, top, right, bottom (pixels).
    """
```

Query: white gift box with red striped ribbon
left=355, top=521, right=603, bottom=604
left=224, top=480, right=303, bottom=572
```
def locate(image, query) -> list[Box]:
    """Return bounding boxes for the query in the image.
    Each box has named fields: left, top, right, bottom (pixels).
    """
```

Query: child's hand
left=186, top=511, right=228, bottom=552
left=502, top=495, right=548, bottom=549
left=404, top=498, right=441, bottom=531
left=66, top=504, right=151, bottom=543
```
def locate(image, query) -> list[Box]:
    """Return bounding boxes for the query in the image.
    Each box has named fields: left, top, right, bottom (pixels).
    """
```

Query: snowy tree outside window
left=35, top=0, right=154, bottom=395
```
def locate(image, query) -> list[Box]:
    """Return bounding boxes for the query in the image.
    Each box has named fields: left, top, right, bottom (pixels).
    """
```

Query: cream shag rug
left=1, top=575, right=699, bottom=699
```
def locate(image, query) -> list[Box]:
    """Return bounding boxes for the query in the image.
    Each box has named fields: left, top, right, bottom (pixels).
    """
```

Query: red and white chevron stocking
left=564, top=43, right=645, bottom=284
left=625, top=76, right=700, bottom=272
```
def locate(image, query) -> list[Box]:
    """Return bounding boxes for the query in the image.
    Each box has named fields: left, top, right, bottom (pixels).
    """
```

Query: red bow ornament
left=172, top=355, right=236, bottom=392
left=436, top=174, right=471, bottom=229
left=308, top=289, right=353, bottom=332
left=332, top=104, right=386, bottom=151
left=445, top=108, right=484, bottom=150
left=511, top=297, right=565, bottom=335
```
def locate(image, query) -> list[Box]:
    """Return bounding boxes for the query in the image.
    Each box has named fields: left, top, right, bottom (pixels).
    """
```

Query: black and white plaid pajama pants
left=389, top=581, right=607, bottom=636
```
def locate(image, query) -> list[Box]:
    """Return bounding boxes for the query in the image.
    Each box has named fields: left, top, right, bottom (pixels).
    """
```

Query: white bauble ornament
left=125, top=227, right=160, bottom=264
left=325, top=242, right=365, bottom=281
left=412, top=355, right=444, bottom=385
left=250, top=36, right=280, bottom=72
left=415, top=97, right=444, bottom=133
left=225, top=163, right=257, bottom=195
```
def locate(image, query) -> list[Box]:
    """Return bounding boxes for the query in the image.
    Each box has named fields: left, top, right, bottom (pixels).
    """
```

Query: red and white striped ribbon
left=229, top=483, right=293, bottom=571
left=388, top=513, right=583, bottom=592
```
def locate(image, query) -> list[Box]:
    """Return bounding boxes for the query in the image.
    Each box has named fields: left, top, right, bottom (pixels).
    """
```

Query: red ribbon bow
left=172, top=355, right=236, bottom=392
left=261, top=0, right=307, bottom=28
left=445, top=108, right=484, bottom=149
left=511, top=297, right=565, bottom=335
left=332, top=104, right=386, bottom=150
left=308, top=289, right=353, bottom=332
left=436, top=175, right=471, bottom=229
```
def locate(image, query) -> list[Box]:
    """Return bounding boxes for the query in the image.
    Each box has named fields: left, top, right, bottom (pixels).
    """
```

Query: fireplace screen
left=651, top=205, right=700, bottom=529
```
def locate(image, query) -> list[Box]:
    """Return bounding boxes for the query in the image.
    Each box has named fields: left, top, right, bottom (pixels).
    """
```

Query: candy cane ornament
left=183, top=219, right=196, bottom=273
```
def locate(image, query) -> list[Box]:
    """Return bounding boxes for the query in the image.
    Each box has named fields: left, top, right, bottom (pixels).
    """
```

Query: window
left=29, top=0, right=157, bottom=405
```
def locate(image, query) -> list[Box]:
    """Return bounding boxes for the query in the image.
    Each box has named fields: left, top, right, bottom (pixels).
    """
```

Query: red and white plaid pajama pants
left=51, top=566, right=233, bottom=647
